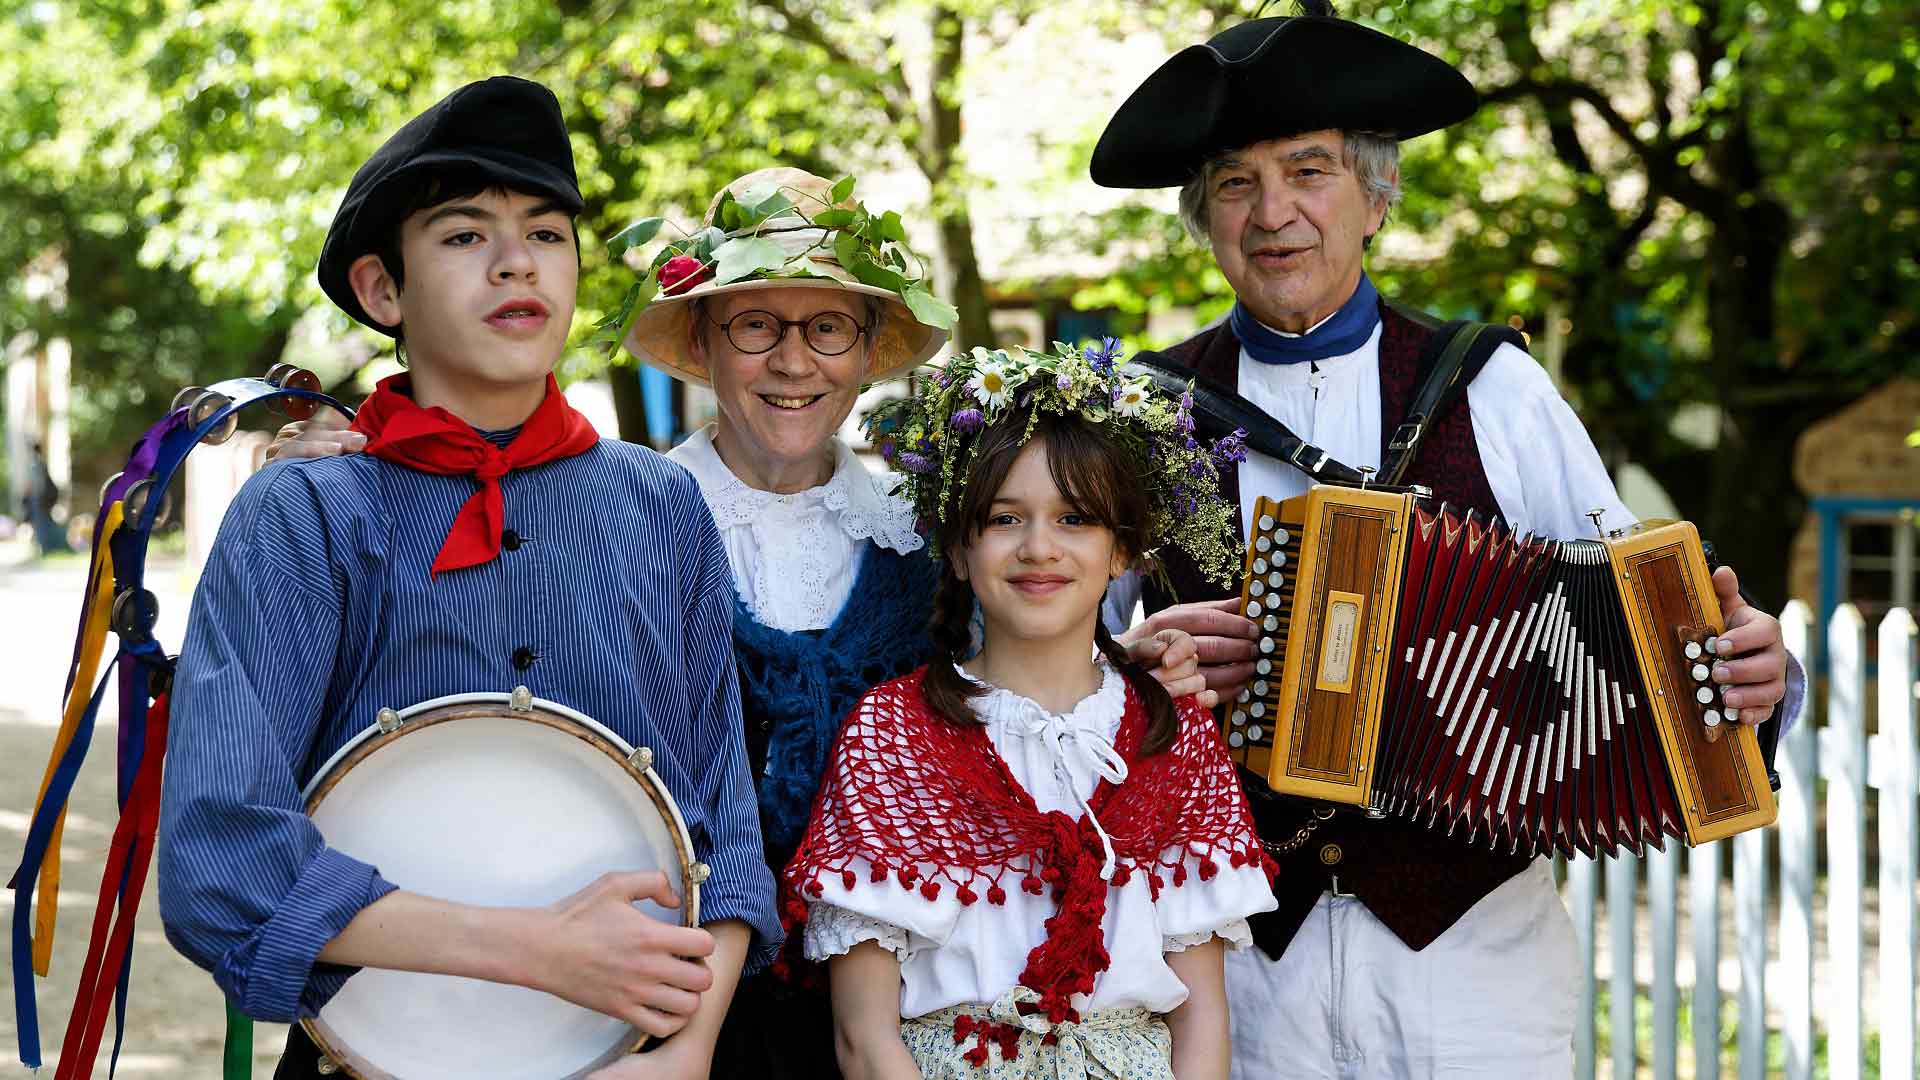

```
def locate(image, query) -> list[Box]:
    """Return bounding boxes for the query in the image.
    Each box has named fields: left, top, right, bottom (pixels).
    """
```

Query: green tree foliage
left=5, top=0, right=1913, bottom=604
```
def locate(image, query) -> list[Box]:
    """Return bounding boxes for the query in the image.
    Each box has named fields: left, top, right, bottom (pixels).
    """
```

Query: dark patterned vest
left=1146, top=300, right=1531, bottom=958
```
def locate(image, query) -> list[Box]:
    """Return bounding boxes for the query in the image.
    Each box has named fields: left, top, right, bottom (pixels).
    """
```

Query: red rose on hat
left=659, top=255, right=710, bottom=296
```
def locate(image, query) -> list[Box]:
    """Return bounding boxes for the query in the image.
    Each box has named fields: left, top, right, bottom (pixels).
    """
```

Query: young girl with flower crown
left=781, top=343, right=1276, bottom=1080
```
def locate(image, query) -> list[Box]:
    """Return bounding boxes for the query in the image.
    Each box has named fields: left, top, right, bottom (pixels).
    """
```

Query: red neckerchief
left=350, top=373, right=599, bottom=577
left=780, top=668, right=1273, bottom=1036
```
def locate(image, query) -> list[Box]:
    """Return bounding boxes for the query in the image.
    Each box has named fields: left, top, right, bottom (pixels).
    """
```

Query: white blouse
left=801, top=661, right=1276, bottom=1019
left=667, top=426, right=922, bottom=632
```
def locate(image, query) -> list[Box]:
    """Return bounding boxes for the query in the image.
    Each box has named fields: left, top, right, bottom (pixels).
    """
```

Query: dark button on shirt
left=511, top=645, right=538, bottom=670
left=502, top=529, right=523, bottom=551
left=1319, top=842, right=1343, bottom=867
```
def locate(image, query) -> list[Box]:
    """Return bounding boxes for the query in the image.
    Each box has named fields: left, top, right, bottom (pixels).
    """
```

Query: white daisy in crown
left=967, top=356, right=1018, bottom=408
left=1112, top=376, right=1152, bottom=417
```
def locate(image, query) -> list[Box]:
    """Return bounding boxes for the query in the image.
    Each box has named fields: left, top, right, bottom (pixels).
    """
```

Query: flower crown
left=865, top=338, right=1246, bottom=586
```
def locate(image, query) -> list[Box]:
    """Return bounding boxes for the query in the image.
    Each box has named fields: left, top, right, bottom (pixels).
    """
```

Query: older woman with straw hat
left=271, top=166, right=1212, bottom=1079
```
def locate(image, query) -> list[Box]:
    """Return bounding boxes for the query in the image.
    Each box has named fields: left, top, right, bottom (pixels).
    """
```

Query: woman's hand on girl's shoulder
left=266, top=407, right=365, bottom=462
left=1129, top=628, right=1215, bottom=708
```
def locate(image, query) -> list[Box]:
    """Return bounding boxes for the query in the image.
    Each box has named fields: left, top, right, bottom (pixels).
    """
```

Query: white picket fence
left=1566, top=601, right=1919, bottom=1079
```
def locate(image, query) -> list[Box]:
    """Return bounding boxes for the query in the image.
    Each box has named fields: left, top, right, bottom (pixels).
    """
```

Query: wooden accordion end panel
left=1227, top=485, right=1777, bottom=859
left=1607, top=522, right=1777, bottom=844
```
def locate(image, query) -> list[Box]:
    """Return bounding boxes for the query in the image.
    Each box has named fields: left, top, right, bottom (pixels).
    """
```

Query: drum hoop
left=299, top=692, right=701, bottom=1080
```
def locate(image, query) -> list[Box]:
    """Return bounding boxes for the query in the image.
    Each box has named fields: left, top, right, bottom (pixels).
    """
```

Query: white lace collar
left=955, top=655, right=1128, bottom=741
left=670, top=425, right=923, bottom=554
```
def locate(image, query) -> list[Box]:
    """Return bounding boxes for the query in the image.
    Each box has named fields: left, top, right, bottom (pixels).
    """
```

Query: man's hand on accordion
left=1118, top=598, right=1260, bottom=704
left=1709, top=565, right=1788, bottom=720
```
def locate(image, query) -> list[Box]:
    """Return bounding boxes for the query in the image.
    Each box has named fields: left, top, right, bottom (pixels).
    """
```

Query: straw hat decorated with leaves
left=597, top=168, right=957, bottom=386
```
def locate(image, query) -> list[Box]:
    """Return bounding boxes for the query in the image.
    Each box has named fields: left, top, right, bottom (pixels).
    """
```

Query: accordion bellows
left=1228, top=485, right=1776, bottom=859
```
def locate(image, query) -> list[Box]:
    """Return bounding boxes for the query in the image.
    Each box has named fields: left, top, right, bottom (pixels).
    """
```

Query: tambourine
left=10, top=364, right=356, bottom=1077
left=296, top=688, right=707, bottom=1080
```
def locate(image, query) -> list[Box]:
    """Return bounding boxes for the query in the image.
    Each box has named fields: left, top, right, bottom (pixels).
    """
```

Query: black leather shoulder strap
left=1121, top=351, right=1370, bottom=486
left=1379, top=305, right=1528, bottom=486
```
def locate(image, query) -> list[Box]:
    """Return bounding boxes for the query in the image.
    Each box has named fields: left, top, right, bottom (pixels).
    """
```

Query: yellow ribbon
left=28, top=500, right=123, bottom=976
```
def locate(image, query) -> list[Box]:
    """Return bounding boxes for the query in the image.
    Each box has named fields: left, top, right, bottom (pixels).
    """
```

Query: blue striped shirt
left=157, top=439, right=779, bottom=1022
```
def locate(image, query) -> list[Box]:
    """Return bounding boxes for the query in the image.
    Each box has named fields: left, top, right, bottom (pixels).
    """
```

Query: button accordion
left=1226, top=484, right=1776, bottom=858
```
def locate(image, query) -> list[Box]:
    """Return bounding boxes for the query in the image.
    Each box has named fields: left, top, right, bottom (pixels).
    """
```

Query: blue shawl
left=732, top=541, right=940, bottom=851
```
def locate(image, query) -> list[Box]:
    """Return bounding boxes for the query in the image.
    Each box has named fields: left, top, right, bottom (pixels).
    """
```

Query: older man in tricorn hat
left=1094, top=3, right=1801, bottom=1075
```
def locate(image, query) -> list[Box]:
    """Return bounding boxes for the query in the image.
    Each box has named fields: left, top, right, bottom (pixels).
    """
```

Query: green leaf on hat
left=877, top=210, right=907, bottom=244
left=846, top=252, right=907, bottom=293
left=740, top=189, right=795, bottom=226
left=901, top=285, right=958, bottom=330
left=735, top=181, right=780, bottom=210
left=607, top=218, right=664, bottom=260
left=833, top=230, right=862, bottom=270
left=711, top=236, right=787, bottom=285
left=811, top=208, right=856, bottom=228
left=828, top=175, right=856, bottom=205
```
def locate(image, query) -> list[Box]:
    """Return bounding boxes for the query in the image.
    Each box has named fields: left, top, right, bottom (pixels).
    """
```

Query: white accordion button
left=1706, top=635, right=1722, bottom=655
left=1237, top=688, right=1252, bottom=704
left=1229, top=731, right=1245, bottom=748
left=1256, top=536, right=1272, bottom=552
left=1231, top=710, right=1247, bottom=727
left=1692, top=663, right=1711, bottom=682
left=1256, top=659, right=1272, bottom=675
left=1246, top=600, right=1263, bottom=618
left=1260, top=637, right=1276, bottom=654
left=1247, top=725, right=1264, bottom=741
left=1263, top=615, right=1279, bottom=632
left=1253, top=558, right=1268, bottom=575
left=1725, top=707, right=1741, bottom=723
left=1252, top=680, right=1269, bottom=696
left=1703, top=709, right=1722, bottom=727
left=1696, top=686, right=1715, bottom=704
left=1273, top=528, right=1291, bottom=545
left=1250, top=702, right=1265, bottom=719
left=1259, top=514, right=1275, bottom=531
left=1684, top=641, right=1703, bottom=660
left=1250, top=580, right=1266, bottom=598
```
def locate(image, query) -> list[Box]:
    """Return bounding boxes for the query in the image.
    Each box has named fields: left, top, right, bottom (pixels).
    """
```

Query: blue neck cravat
left=1231, top=273, right=1381, bottom=365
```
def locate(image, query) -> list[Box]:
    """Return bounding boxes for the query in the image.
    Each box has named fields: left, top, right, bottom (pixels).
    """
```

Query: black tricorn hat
left=318, top=75, right=585, bottom=334
left=1090, top=12, right=1478, bottom=189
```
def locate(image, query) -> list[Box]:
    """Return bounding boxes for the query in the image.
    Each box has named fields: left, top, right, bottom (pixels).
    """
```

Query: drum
left=297, top=688, right=707, bottom=1079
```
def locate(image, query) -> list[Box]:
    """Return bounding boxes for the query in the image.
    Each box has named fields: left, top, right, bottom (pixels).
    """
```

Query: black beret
left=318, top=76, right=585, bottom=334
left=1090, top=15, right=1478, bottom=189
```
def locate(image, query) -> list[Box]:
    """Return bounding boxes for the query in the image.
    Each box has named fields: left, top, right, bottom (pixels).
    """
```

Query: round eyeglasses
left=707, top=308, right=870, bottom=356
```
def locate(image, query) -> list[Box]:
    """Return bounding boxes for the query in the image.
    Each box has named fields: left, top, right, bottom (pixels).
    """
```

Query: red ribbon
left=55, top=693, right=169, bottom=1080
left=350, top=374, right=599, bottom=577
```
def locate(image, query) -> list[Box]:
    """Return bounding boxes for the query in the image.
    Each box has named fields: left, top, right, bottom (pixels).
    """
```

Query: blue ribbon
left=1230, top=273, right=1381, bottom=365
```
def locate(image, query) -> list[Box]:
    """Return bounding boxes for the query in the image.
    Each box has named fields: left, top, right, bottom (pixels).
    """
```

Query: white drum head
left=302, top=702, right=693, bottom=1079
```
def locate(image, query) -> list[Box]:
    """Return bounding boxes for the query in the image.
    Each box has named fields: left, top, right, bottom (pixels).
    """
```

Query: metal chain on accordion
left=1261, top=806, right=1337, bottom=857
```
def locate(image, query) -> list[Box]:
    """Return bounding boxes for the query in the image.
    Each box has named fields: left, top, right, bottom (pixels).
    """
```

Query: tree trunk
left=923, top=4, right=993, bottom=352
left=609, top=362, right=651, bottom=446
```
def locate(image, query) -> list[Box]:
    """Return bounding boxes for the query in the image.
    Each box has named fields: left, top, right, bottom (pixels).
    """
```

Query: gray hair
left=1176, top=131, right=1402, bottom=242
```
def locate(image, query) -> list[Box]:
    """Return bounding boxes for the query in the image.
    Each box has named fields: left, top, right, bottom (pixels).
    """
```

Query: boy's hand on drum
left=1120, top=598, right=1260, bottom=703
left=1129, top=628, right=1213, bottom=707
left=266, top=407, right=364, bottom=461
left=536, top=870, right=716, bottom=1039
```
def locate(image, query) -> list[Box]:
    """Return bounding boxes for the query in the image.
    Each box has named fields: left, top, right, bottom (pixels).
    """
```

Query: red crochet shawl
left=781, top=667, right=1274, bottom=1034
